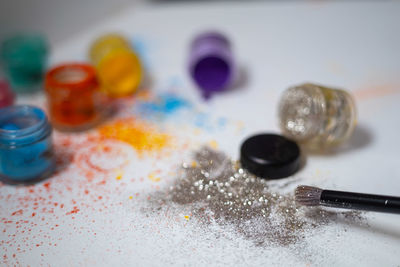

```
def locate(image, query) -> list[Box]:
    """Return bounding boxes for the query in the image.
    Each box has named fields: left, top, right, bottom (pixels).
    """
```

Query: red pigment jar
left=45, top=63, right=106, bottom=131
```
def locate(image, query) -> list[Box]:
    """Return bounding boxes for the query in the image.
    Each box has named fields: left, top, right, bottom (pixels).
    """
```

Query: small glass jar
left=278, top=83, right=357, bottom=150
left=0, top=105, right=55, bottom=184
left=188, top=31, right=235, bottom=99
left=0, top=80, right=15, bottom=108
left=89, top=34, right=142, bottom=97
left=1, top=34, right=48, bottom=93
left=45, top=63, right=106, bottom=131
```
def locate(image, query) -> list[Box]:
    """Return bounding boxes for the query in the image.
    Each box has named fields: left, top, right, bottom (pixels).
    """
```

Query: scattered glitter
left=98, top=118, right=170, bottom=155
left=147, top=147, right=365, bottom=247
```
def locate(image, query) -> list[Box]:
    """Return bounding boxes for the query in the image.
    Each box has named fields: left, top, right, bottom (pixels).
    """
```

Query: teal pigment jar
left=0, top=105, right=55, bottom=184
left=1, top=35, right=48, bottom=93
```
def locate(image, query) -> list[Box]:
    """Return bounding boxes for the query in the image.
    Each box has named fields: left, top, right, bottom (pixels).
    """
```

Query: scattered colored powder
left=148, top=171, right=161, bottom=182
left=136, top=92, right=190, bottom=117
left=97, top=118, right=170, bottom=155
left=66, top=207, right=80, bottom=215
left=115, top=170, right=123, bottom=180
left=194, top=113, right=209, bottom=129
left=75, top=139, right=133, bottom=177
left=353, top=84, right=400, bottom=100
left=209, top=140, right=218, bottom=149
left=217, top=117, right=227, bottom=128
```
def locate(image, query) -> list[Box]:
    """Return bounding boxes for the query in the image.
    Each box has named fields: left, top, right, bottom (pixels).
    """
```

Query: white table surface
left=1, top=1, right=400, bottom=266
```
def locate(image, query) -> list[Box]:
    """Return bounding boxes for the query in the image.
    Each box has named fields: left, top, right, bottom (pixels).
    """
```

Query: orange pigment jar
left=45, top=63, right=106, bottom=131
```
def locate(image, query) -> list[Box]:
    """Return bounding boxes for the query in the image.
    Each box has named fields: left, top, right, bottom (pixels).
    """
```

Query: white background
left=1, top=1, right=400, bottom=266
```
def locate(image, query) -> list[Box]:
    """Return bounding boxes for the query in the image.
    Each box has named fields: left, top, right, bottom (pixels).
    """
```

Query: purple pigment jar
left=188, top=32, right=235, bottom=98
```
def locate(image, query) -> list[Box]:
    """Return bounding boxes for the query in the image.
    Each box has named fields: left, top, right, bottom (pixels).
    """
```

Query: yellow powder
left=148, top=171, right=161, bottom=182
left=209, top=140, right=218, bottom=149
left=115, top=170, right=123, bottom=180
left=98, top=118, right=170, bottom=155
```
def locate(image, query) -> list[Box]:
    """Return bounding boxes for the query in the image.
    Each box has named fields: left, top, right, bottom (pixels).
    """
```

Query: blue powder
left=217, top=117, right=228, bottom=128
left=193, top=113, right=232, bottom=132
left=136, top=93, right=191, bottom=118
left=194, top=112, right=209, bottom=129
left=133, top=91, right=231, bottom=133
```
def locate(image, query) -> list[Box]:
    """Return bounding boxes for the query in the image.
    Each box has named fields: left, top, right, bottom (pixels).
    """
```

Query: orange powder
left=97, top=118, right=170, bottom=155
left=353, top=84, right=400, bottom=100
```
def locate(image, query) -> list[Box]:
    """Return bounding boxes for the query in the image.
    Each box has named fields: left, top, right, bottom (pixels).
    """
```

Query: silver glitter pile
left=148, top=147, right=364, bottom=247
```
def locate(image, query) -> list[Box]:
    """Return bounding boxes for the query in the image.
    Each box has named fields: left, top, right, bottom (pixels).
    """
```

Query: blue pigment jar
left=1, top=34, right=48, bottom=93
left=0, top=105, right=55, bottom=184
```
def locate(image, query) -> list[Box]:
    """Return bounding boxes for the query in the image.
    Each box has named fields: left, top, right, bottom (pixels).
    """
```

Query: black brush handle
left=320, top=190, right=400, bottom=214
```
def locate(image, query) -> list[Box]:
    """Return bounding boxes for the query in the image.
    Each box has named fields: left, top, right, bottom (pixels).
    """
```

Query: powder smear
left=98, top=118, right=170, bottom=155
left=135, top=92, right=191, bottom=117
left=147, top=147, right=365, bottom=247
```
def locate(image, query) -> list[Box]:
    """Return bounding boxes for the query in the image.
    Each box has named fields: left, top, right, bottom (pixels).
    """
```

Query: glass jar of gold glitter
left=89, top=34, right=142, bottom=97
left=278, top=83, right=357, bottom=151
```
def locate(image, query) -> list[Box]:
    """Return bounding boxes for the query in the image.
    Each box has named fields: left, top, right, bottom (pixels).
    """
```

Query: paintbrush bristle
left=295, top=185, right=323, bottom=206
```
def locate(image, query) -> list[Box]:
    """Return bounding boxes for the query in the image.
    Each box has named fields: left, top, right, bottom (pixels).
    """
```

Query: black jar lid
left=240, top=133, right=300, bottom=179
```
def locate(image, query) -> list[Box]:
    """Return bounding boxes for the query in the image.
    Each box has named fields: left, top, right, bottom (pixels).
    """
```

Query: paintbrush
left=295, top=185, right=400, bottom=214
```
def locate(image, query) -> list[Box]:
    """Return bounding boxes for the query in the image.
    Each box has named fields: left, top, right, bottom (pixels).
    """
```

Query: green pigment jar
left=1, top=34, right=48, bottom=93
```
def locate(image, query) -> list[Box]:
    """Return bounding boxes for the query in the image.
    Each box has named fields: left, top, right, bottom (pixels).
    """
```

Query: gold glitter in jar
left=278, top=83, right=357, bottom=151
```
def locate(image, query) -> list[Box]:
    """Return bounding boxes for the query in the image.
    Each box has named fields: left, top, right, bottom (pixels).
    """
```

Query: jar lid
left=240, top=133, right=301, bottom=179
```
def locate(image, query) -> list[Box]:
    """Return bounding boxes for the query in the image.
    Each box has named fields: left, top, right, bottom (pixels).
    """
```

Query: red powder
left=11, top=210, right=23, bottom=216
left=43, top=182, right=51, bottom=190
left=0, top=95, right=188, bottom=266
left=66, top=207, right=80, bottom=215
